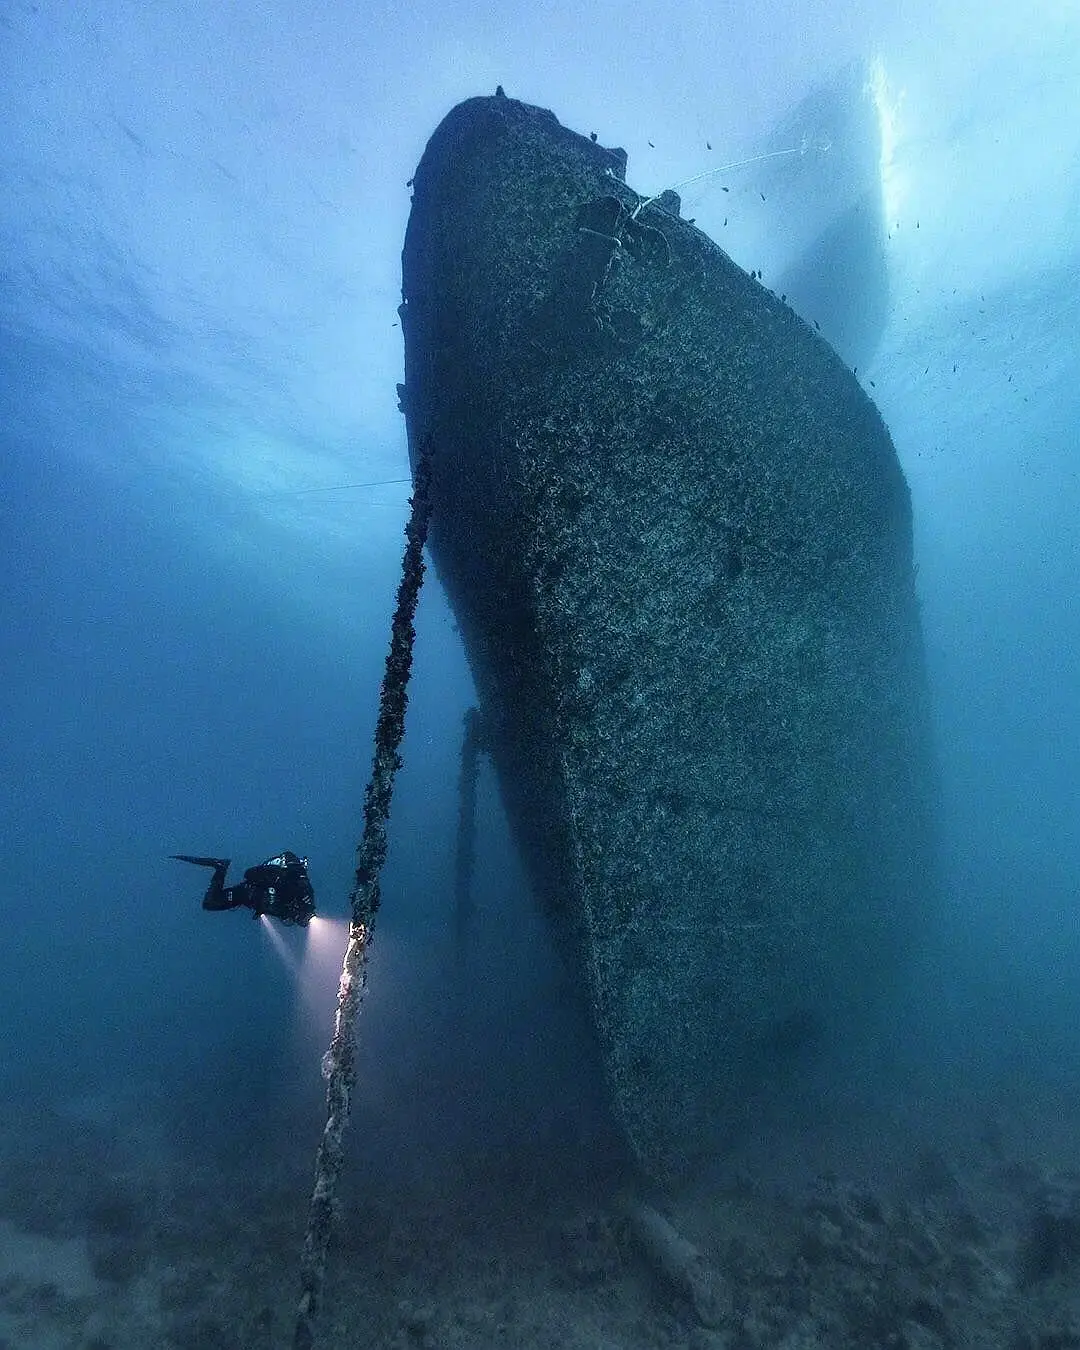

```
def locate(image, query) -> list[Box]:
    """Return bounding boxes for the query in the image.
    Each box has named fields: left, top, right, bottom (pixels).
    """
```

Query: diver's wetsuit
left=176, top=852, right=316, bottom=926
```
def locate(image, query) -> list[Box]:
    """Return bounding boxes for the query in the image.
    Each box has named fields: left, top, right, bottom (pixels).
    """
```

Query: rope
left=293, top=443, right=434, bottom=1350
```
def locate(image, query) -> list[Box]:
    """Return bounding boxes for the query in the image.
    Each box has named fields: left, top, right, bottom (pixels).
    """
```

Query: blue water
left=2, top=3, right=1080, bottom=1345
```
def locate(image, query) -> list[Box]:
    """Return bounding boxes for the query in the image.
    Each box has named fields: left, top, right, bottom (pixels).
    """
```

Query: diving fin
left=171, top=855, right=230, bottom=869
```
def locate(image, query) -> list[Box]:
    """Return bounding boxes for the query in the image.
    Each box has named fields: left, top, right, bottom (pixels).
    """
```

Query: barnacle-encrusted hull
left=400, top=94, right=939, bottom=1177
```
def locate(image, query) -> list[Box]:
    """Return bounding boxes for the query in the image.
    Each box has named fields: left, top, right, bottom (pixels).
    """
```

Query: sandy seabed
left=2, top=1075, right=1079, bottom=1350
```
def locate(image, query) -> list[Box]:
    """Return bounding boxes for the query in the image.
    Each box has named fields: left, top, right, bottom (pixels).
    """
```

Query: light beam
left=259, top=913, right=299, bottom=977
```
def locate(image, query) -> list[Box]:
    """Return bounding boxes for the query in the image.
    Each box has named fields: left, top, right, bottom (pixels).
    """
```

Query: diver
left=172, top=852, right=316, bottom=926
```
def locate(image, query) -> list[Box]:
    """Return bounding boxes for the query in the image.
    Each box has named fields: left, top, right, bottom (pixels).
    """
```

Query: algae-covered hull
left=400, top=93, right=938, bottom=1176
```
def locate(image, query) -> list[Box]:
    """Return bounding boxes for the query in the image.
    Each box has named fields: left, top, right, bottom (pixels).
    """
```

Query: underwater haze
left=2, top=1, right=1080, bottom=1347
